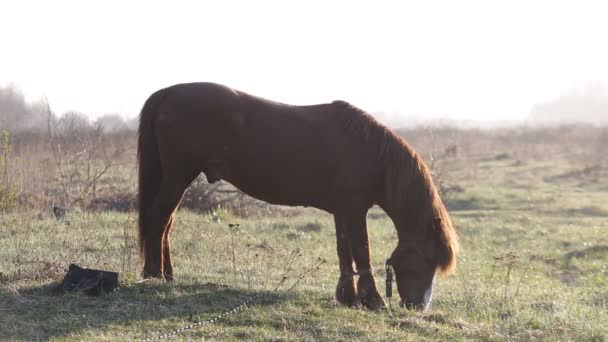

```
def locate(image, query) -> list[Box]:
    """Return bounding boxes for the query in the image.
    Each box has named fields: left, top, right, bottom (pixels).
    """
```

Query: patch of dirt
left=200, top=282, right=230, bottom=291
left=561, top=241, right=573, bottom=249
left=565, top=245, right=608, bottom=263
left=272, top=223, right=290, bottom=230
left=446, top=196, right=496, bottom=211
left=498, top=311, right=512, bottom=320
left=557, top=269, right=580, bottom=285
left=530, top=301, right=555, bottom=312
left=529, top=255, right=560, bottom=266
left=565, top=206, right=608, bottom=217
left=422, top=313, right=468, bottom=330
left=391, top=319, right=424, bottom=330
left=543, top=164, right=604, bottom=184
left=480, top=152, right=511, bottom=162
left=423, top=313, right=449, bottom=324
left=254, top=240, right=275, bottom=252
left=286, top=232, right=301, bottom=240
left=86, top=192, right=135, bottom=212
left=494, top=152, right=511, bottom=161
left=534, top=246, right=606, bottom=285
left=590, top=293, right=607, bottom=307
left=297, top=222, right=322, bottom=233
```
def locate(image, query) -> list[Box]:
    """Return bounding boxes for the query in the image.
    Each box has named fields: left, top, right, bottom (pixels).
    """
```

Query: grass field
left=1, top=155, right=607, bottom=341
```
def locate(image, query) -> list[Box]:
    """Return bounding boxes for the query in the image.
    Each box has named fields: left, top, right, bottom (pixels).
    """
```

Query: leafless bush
left=0, top=130, right=22, bottom=211
left=181, top=175, right=243, bottom=213
left=45, top=105, right=125, bottom=209
left=180, top=175, right=290, bottom=216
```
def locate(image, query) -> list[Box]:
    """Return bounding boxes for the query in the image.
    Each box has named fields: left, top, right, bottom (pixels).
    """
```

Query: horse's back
left=151, top=82, right=383, bottom=211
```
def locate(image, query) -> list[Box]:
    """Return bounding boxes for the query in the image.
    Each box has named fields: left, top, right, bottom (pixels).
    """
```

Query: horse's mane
left=332, top=100, right=459, bottom=275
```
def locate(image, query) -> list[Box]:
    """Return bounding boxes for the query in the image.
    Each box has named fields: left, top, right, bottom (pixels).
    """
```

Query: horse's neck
left=379, top=179, right=435, bottom=242
left=375, top=131, right=438, bottom=240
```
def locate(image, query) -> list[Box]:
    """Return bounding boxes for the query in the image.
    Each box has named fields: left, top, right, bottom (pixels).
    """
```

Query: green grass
left=1, top=158, right=607, bottom=341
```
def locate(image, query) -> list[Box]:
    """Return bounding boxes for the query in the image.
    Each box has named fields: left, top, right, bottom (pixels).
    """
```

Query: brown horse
left=137, top=82, right=459, bottom=310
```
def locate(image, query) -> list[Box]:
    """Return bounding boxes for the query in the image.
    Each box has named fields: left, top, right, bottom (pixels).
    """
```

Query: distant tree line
left=0, top=84, right=137, bottom=134
left=530, top=83, right=608, bottom=125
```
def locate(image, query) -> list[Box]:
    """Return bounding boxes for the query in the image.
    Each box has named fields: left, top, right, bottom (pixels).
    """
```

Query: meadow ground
left=1, top=155, right=607, bottom=341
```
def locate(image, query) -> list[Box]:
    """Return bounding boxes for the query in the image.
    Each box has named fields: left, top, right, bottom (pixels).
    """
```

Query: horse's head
left=387, top=242, right=437, bottom=310
left=387, top=218, right=457, bottom=310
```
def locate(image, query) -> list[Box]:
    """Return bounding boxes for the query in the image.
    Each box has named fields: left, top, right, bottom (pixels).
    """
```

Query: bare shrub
left=0, top=130, right=22, bottom=211
left=46, top=105, right=125, bottom=209
left=181, top=175, right=243, bottom=213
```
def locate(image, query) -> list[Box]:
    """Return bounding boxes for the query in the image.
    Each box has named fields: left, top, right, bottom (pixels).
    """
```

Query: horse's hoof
left=142, top=270, right=164, bottom=279
left=361, top=291, right=386, bottom=311
left=335, top=277, right=358, bottom=307
left=357, top=275, right=386, bottom=310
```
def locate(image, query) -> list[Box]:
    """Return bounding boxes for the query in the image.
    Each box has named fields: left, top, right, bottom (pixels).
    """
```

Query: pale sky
left=1, top=0, right=607, bottom=124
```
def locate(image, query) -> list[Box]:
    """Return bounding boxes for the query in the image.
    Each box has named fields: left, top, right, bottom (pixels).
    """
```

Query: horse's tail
left=137, top=87, right=168, bottom=261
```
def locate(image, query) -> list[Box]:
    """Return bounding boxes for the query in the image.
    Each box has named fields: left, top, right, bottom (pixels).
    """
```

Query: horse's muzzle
left=401, top=286, right=433, bottom=310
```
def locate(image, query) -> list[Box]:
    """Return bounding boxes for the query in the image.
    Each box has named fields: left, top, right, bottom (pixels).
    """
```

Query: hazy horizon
left=1, top=1, right=607, bottom=125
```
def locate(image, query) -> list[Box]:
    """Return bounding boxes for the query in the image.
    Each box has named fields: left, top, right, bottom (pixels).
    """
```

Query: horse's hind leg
left=341, top=207, right=386, bottom=310
left=333, top=214, right=358, bottom=306
left=142, top=176, right=190, bottom=280
left=162, top=215, right=176, bottom=280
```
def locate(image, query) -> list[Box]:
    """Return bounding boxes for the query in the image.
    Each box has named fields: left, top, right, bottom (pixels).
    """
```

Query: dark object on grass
left=53, top=205, right=67, bottom=220
left=61, top=264, right=119, bottom=295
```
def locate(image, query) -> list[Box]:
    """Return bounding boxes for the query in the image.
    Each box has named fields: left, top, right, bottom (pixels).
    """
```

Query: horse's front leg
left=343, top=208, right=386, bottom=310
left=333, top=214, right=358, bottom=306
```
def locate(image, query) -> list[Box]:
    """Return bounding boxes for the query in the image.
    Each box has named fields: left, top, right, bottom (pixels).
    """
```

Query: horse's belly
left=223, top=165, right=335, bottom=209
